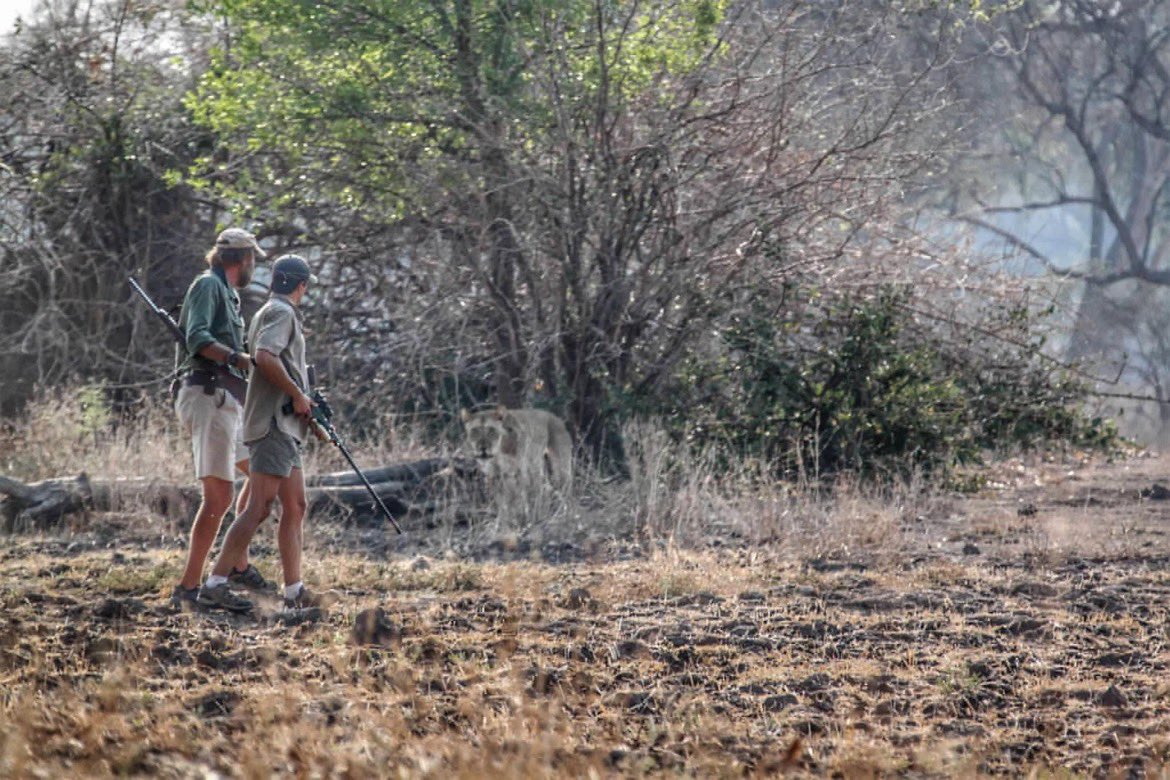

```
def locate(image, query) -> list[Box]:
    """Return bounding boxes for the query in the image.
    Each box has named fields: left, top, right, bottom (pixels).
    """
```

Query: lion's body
left=461, top=407, right=572, bottom=493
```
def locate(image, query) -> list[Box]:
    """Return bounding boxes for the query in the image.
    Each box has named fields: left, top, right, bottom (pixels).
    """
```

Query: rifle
left=129, top=276, right=246, bottom=402
left=128, top=276, right=185, bottom=345
left=288, top=390, right=405, bottom=534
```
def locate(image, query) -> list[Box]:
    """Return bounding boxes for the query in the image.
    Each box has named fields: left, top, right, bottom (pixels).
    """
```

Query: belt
left=184, top=368, right=247, bottom=405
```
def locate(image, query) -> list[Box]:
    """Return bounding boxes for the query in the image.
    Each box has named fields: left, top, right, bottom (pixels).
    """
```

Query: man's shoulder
left=255, top=297, right=295, bottom=320
left=186, top=271, right=226, bottom=298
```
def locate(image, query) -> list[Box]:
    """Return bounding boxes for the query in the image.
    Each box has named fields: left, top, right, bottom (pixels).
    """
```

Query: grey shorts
left=247, top=425, right=303, bottom=477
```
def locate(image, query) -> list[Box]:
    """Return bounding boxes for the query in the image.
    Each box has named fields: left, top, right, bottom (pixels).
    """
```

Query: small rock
left=410, top=556, right=431, bottom=571
left=609, top=640, right=650, bottom=660
left=794, top=673, right=832, bottom=693
left=962, top=542, right=981, bottom=556
left=278, top=607, right=324, bottom=626
left=189, top=690, right=240, bottom=718
left=1141, top=483, right=1170, bottom=500
left=194, top=649, right=221, bottom=669
left=1096, top=684, right=1128, bottom=708
left=352, top=608, right=402, bottom=646
left=563, top=587, right=593, bottom=610
left=762, top=694, right=798, bottom=712
left=93, top=597, right=144, bottom=620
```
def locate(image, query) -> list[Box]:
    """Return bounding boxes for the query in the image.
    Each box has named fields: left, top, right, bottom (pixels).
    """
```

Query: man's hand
left=232, top=351, right=254, bottom=373
left=291, top=391, right=314, bottom=419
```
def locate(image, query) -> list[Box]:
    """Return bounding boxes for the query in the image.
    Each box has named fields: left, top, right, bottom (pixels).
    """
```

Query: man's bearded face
left=236, top=254, right=255, bottom=288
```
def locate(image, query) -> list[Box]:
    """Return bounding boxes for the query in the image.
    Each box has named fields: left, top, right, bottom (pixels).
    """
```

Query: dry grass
left=0, top=386, right=190, bottom=484
left=3, top=540, right=1170, bottom=778
left=4, top=396, right=1170, bottom=776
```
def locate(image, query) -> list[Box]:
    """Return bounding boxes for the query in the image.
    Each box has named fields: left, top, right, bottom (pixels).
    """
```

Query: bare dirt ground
left=3, top=453, right=1170, bottom=777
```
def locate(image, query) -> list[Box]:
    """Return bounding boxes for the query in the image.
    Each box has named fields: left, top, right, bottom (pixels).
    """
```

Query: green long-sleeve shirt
left=175, top=267, right=246, bottom=376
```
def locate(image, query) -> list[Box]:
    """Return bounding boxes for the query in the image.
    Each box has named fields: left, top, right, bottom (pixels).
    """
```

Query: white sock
left=205, top=574, right=228, bottom=589
left=284, top=582, right=304, bottom=600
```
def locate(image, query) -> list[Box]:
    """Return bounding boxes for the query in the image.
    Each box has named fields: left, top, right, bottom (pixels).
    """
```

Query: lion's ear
left=460, top=408, right=472, bottom=423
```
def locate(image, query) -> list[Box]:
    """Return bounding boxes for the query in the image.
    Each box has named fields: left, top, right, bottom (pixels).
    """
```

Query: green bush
left=651, top=287, right=1115, bottom=481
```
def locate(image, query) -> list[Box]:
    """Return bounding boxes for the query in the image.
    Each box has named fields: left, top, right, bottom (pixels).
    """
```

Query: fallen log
left=307, top=457, right=474, bottom=488
left=1, top=457, right=482, bottom=532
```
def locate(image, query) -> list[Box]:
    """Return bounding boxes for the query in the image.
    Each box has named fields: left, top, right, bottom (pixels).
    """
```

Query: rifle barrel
left=328, top=424, right=404, bottom=534
left=128, top=276, right=185, bottom=345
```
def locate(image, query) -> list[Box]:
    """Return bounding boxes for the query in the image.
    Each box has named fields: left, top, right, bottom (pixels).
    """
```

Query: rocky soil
left=2, top=453, right=1170, bottom=777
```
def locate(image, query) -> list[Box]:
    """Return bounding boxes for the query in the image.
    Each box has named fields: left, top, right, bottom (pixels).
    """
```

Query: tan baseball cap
left=215, top=227, right=267, bottom=258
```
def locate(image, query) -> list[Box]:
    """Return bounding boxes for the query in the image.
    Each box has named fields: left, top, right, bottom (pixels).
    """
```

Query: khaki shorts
left=175, top=384, right=247, bottom=482
left=247, top=424, right=303, bottom=478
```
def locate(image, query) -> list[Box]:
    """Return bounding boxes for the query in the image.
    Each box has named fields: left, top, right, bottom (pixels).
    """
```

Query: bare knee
left=199, top=478, right=235, bottom=518
left=242, top=496, right=277, bottom=526
left=284, top=494, right=307, bottom=520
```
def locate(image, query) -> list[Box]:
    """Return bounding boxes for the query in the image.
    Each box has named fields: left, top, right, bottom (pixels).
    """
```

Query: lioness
left=460, top=407, right=572, bottom=492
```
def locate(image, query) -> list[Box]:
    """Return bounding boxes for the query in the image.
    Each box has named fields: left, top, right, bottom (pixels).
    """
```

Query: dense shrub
left=652, top=287, right=1116, bottom=480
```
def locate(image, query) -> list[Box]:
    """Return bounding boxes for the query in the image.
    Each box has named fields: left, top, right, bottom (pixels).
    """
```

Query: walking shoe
left=228, top=563, right=276, bottom=592
left=196, top=583, right=253, bottom=613
left=284, top=585, right=327, bottom=610
left=170, top=584, right=199, bottom=611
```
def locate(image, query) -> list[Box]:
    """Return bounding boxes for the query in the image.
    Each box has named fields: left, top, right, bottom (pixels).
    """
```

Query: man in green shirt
left=170, top=228, right=274, bottom=610
left=199, top=254, right=325, bottom=613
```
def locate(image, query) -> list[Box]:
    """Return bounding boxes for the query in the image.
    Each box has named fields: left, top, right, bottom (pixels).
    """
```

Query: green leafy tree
left=188, top=0, right=959, bottom=464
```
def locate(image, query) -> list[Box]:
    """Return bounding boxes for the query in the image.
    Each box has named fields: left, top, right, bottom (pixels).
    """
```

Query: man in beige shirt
left=198, top=255, right=324, bottom=612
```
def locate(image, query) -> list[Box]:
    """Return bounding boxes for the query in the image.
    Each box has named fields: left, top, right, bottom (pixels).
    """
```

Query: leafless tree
left=0, top=0, right=218, bottom=413
left=947, top=0, right=1170, bottom=436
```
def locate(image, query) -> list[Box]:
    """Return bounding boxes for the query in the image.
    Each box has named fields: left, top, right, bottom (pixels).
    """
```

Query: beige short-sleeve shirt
left=243, top=295, right=310, bottom=444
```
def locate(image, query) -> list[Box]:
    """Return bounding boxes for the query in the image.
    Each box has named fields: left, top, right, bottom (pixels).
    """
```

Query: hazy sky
left=0, top=0, right=36, bottom=36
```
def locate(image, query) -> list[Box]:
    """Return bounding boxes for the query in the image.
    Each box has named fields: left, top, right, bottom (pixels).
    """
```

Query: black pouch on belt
left=185, top=368, right=247, bottom=405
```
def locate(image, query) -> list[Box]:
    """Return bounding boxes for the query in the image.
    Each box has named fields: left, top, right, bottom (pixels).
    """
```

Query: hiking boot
left=284, top=585, right=327, bottom=610
left=196, top=583, right=253, bottom=613
left=228, top=563, right=276, bottom=592
left=170, top=584, right=199, bottom=611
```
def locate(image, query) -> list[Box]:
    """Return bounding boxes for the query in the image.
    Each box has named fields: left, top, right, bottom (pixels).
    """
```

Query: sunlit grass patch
left=95, top=562, right=174, bottom=595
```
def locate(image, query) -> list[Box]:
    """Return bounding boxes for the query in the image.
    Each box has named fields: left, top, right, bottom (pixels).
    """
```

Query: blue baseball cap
left=271, top=254, right=318, bottom=294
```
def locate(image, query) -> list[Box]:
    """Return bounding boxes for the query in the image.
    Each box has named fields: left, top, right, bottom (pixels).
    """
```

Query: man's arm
left=255, top=350, right=312, bottom=415
left=184, top=279, right=251, bottom=370
left=196, top=343, right=252, bottom=372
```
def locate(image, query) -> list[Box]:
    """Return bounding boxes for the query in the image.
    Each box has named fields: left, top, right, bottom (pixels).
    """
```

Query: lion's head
left=461, top=407, right=519, bottom=460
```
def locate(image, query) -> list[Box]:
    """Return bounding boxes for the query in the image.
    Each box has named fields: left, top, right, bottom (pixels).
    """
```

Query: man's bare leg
left=210, top=471, right=282, bottom=579
left=229, top=461, right=254, bottom=574
left=276, top=467, right=307, bottom=587
left=179, top=476, right=233, bottom=589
